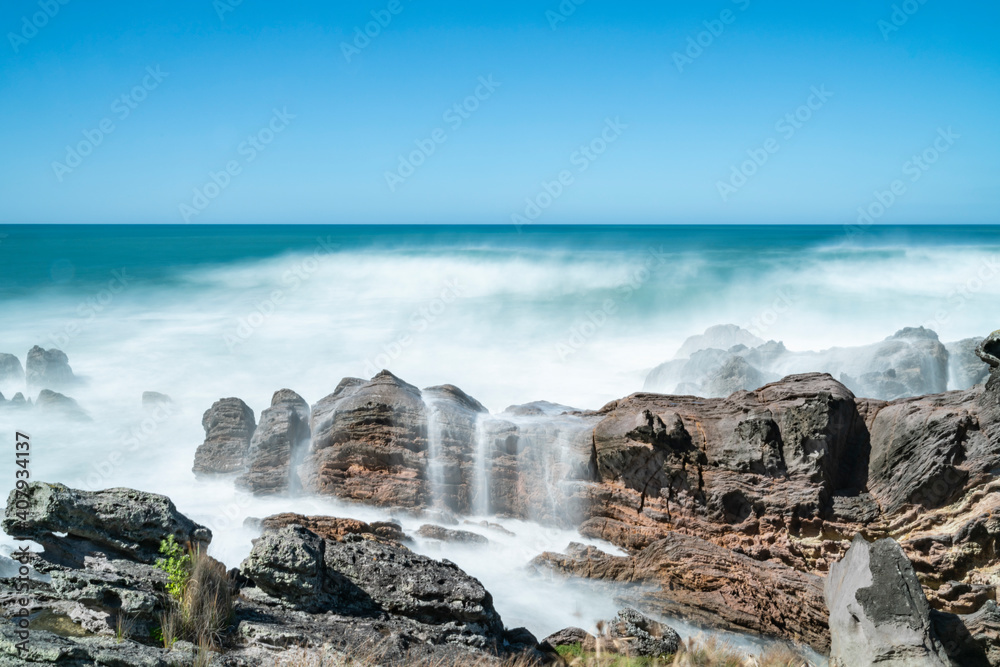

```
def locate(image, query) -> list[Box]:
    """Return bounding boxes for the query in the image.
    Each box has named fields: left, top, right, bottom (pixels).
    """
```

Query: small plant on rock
left=155, top=534, right=193, bottom=599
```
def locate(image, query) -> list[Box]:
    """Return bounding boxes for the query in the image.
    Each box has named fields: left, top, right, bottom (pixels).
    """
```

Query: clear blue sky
left=1, top=0, right=997, bottom=224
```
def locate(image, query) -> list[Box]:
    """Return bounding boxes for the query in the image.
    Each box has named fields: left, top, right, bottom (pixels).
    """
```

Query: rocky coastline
left=2, top=330, right=1000, bottom=664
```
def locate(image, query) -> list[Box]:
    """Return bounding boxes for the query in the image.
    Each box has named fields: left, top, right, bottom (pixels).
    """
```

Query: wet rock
left=257, top=513, right=406, bottom=543
left=141, top=391, right=172, bottom=409
left=417, top=524, right=488, bottom=545
left=977, top=330, right=1000, bottom=369
left=608, top=607, right=680, bottom=657
left=236, top=389, right=310, bottom=494
left=948, top=338, right=991, bottom=390
left=0, top=353, right=23, bottom=386
left=533, top=533, right=829, bottom=652
left=192, top=397, right=256, bottom=475
left=2, top=482, right=211, bottom=566
left=305, top=372, right=429, bottom=507
left=34, top=390, right=89, bottom=422
left=825, top=535, right=952, bottom=666
left=25, top=346, right=76, bottom=391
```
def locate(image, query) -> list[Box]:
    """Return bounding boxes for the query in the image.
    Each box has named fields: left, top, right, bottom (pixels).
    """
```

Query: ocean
left=0, top=223, right=997, bottom=651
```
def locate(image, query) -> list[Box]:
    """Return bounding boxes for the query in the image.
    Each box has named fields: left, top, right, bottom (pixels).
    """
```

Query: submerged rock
left=25, top=346, right=76, bottom=391
left=192, top=397, right=256, bottom=475
left=826, top=535, right=952, bottom=666
left=0, top=353, right=23, bottom=385
left=141, top=391, right=172, bottom=409
left=416, top=524, right=488, bottom=545
left=34, top=389, right=90, bottom=422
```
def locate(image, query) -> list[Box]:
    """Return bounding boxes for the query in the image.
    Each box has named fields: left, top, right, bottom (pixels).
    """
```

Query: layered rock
left=235, top=389, right=310, bottom=494
left=533, top=534, right=829, bottom=652
left=192, top=397, right=256, bottom=475
left=25, top=346, right=76, bottom=391
left=254, top=513, right=406, bottom=543
left=34, top=389, right=90, bottom=422
left=826, top=535, right=953, bottom=666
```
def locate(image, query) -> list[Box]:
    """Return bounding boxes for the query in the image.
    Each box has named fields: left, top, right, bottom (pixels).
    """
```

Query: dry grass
left=266, top=635, right=816, bottom=667
left=158, top=545, right=234, bottom=653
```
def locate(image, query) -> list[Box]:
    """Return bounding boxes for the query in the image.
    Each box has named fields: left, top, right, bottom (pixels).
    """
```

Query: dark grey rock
left=25, top=346, right=75, bottom=391
left=192, top=397, right=256, bottom=475
left=826, top=535, right=952, bottom=666
left=977, top=330, right=1000, bottom=369
left=541, top=626, right=593, bottom=649
left=239, top=523, right=506, bottom=648
left=34, top=390, right=89, bottom=422
left=2, top=482, right=211, bottom=566
left=416, top=524, right=488, bottom=545
left=608, top=607, right=680, bottom=657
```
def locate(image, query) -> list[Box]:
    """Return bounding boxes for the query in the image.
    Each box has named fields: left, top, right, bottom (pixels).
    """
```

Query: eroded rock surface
left=236, top=389, right=310, bottom=494
left=192, top=397, right=256, bottom=475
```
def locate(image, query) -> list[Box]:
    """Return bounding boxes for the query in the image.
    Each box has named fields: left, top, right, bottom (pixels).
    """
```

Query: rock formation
left=0, top=483, right=541, bottom=665
left=235, top=389, right=310, bottom=494
left=645, top=325, right=951, bottom=400
left=25, top=346, right=76, bottom=391
left=825, top=535, right=952, bottom=666
left=188, top=332, right=1000, bottom=659
left=0, top=353, right=23, bottom=386
left=949, top=337, right=991, bottom=389
left=192, top=397, right=256, bottom=475
left=34, top=389, right=90, bottom=422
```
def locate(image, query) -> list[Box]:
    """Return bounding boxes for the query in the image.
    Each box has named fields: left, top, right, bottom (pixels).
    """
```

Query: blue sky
left=0, top=0, right=997, bottom=224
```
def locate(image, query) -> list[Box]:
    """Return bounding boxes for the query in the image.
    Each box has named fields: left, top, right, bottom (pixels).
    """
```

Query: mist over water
left=0, top=224, right=996, bottom=656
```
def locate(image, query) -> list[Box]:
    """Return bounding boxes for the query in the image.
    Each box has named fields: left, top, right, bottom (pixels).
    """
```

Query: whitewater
left=0, top=224, right=997, bottom=657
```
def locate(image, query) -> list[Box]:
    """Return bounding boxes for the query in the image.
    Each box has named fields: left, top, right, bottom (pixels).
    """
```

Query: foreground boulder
left=826, top=535, right=953, bottom=666
left=0, top=485, right=537, bottom=665
left=2, top=482, right=210, bottom=566
left=236, top=389, right=311, bottom=494
left=192, top=397, right=256, bottom=475
left=608, top=608, right=680, bottom=657
left=25, top=346, right=76, bottom=391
